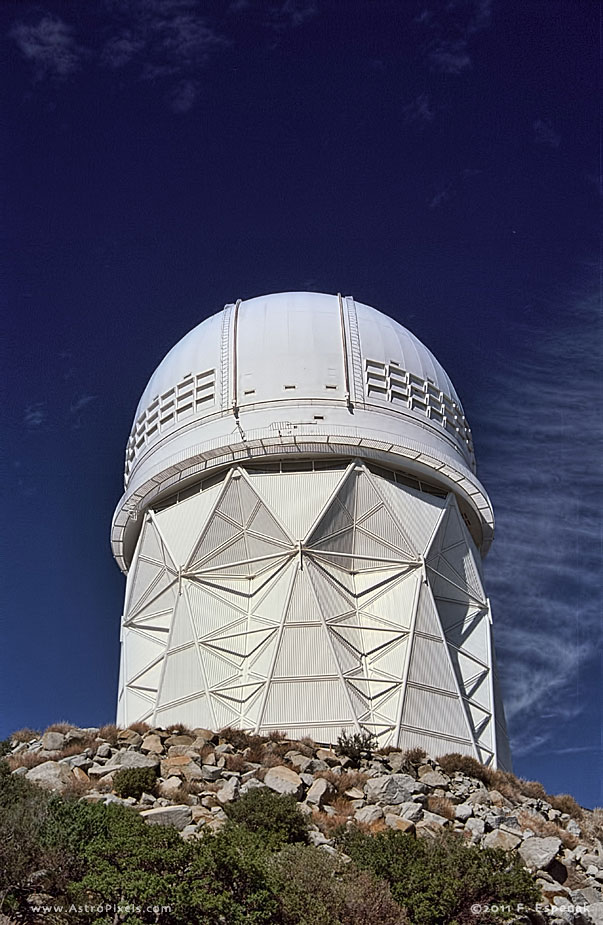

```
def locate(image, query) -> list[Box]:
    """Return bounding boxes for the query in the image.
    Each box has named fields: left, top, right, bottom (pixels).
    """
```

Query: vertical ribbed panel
left=124, top=627, right=165, bottom=683
left=373, top=477, right=446, bottom=555
left=369, top=637, right=408, bottom=678
left=247, top=470, right=344, bottom=541
left=402, top=686, right=469, bottom=740
left=168, top=594, right=195, bottom=649
left=407, top=635, right=458, bottom=692
left=186, top=584, right=245, bottom=638
left=158, top=645, right=204, bottom=704
left=285, top=570, right=321, bottom=623
left=155, top=485, right=221, bottom=567
left=263, top=680, right=353, bottom=725
left=273, top=626, right=338, bottom=677
left=397, top=728, right=475, bottom=757
left=362, top=572, right=418, bottom=628
left=157, top=695, right=211, bottom=728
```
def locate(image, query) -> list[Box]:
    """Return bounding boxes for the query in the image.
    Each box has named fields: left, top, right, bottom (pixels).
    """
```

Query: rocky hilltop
left=2, top=723, right=602, bottom=924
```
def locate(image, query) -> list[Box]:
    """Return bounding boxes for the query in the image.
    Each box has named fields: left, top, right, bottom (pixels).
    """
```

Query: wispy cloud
left=10, top=15, right=85, bottom=79
left=533, top=117, right=561, bottom=149
left=475, top=287, right=602, bottom=757
left=23, top=403, right=46, bottom=428
left=10, top=1, right=227, bottom=112
left=70, top=394, right=97, bottom=415
left=403, top=92, right=435, bottom=125
left=271, top=0, right=317, bottom=30
left=416, top=0, right=492, bottom=75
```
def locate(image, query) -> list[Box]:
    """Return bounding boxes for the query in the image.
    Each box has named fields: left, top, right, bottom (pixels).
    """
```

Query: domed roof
left=135, top=292, right=460, bottom=419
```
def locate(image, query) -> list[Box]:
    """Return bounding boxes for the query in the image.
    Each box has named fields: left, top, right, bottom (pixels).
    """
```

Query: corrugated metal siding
left=247, top=470, right=344, bottom=541
left=402, top=686, right=469, bottom=739
left=375, top=477, right=446, bottom=555
left=362, top=573, right=418, bottom=628
left=273, top=626, right=338, bottom=677
left=407, top=635, right=458, bottom=693
left=359, top=506, right=414, bottom=556
left=284, top=570, right=321, bottom=623
left=155, top=484, right=221, bottom=565
left=158, top=645, right=204, bottom=704
left=156, top=694, right=212, bottom=729
left=185, top=583, right=246, bottom=638
left=396, top=728, right=474, bottom=756
left=124, top=627, right=165, bottom=682
left=168, top=596, right=195, bottom=649
left=263, top=680, right=353, bottom=724
left=188, top=514, right=241, bottom=569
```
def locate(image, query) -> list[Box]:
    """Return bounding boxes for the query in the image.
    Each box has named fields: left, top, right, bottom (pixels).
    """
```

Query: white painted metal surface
left=114, top=293, right=511, bottom=769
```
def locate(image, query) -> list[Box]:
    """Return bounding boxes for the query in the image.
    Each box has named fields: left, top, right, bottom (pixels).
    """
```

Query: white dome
left=135, top=292, right=460, bottom=419
left=112, top=292, right=492, bottom=571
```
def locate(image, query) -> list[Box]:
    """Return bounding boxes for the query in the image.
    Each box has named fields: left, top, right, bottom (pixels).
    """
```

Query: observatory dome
left=112, top=292, right=493, bottom=571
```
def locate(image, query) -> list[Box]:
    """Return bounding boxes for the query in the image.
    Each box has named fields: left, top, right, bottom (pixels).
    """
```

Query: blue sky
left=2, top=0, right=600, bottom=808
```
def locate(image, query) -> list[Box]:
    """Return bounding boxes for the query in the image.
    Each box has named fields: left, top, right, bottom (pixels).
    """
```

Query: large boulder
left=418, top=769, right=450, bottom=788
left=41, top=731, right=66, bottom=751
left=104, top=750, right=159, bottom=772
left=354, top=805, right=383, bottom=824
left=141, top=805, right=192, bottom=831
left=483, top=830, right=521, bottom=851
left=26, top=761, right=75, bottom=793
left=264, top=766, right=304, bottom=799
left=305, top=778, right=334, bottom=807
left=364, top=774, right=426, bottom=805
left=519, top=836, right=562, bottom=871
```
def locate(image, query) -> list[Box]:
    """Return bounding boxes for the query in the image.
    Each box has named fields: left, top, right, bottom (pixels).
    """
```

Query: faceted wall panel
left=117, top=462, right=511, bottom=769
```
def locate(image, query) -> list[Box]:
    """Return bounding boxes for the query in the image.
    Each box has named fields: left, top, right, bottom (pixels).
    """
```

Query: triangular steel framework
left=117, top=462, right=511, bottom=768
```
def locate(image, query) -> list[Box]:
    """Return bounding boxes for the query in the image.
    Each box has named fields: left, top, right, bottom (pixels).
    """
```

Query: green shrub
left=0, top=761, right=52, bottom=917
left=436, top=752, right=495, bottom=786
left=270, top=843, right=407, bottom=925
left=223, top=788, right=309, bottom=849
left=337, top=827, right=540, bottom=925
left=336, top=730, right=377, bottom=762
left=0, top=739, right=11, bottom=759
left=113, top=765, right=158, bottom=799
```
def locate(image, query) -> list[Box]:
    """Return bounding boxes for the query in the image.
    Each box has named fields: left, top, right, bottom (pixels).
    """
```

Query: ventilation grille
left=125, top=369, right=216, bottom=482
left=365, top=359, right=473, bottom=456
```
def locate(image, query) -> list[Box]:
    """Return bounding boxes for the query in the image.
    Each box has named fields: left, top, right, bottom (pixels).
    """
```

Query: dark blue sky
left=2, top=0, right=601, bottom=807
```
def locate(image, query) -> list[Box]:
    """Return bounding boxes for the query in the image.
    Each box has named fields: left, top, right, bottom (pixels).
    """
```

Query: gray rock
left=354, top=805, right=383, bottom=824
left=117, top=729, right=143, bottom=747
left=309, top=830, right=333, bottom=846
left=306, top=759, right=329, bottom=773
left=41, top=732, right=66, bottom=752
left=566, top=819, right=582, bottom=837
left=300, top=773, right=315, bottom=787
left=201, top=765, right=222, bottom=781
left=364, top=773, right=426, bottom=805
left=141, top=805, right=193, bottom=831
left=584, top=903, right=603, bottom=925
left=141, top=734, right=164, bottom=754
left=240, top=778, right=267, bottom=795
left=387, top=752, right=411, bottom=773
left=288, top=754, right=313, bottom=773
left=465, top=817, right=485, bottom=839
left=419, top=770, right=450, bottom=788
left=455, top=803, right=473, bottom=822
left=483, top=830, right=521, bottom=851
left=422, top=811, right=450, bottom=827
left=399, top=801, right=424, bottom=822
left=217, top=777, right=240, bottom=804
left=159, top=777, right=183, bottom=798
left=26, top=761, right=75, bottom=793
left=306, top=777, right=334, bottom=807
left=104, top=750, right=159, bottom=772
left=264, top=766, right=304, bottom=799
left=519, top=836, right=562, bottom=871
left=96, top=743, right=112, bottom=758
left=385, top=815, right=416, bottom=833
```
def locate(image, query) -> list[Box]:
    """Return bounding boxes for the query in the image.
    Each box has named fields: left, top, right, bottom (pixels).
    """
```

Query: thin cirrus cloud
left=10, top=0, right=228, bottom=112
left=475, top=287, right=601, bottom=757
left=533, top=118, right=561, bottom=149
left=403, top=92, right=435, bottom=126
left=23, top=403, right=46, bottom=429
left=9, top=15, right=85, bottom=79
left=415, top=0, right=493, bottom=75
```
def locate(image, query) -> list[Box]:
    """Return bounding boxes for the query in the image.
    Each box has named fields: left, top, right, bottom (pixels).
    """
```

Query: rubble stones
left=41, top=732, right=66, bottom=751
left=483, top=829, right=522, bottom=851
left=306, top=777, right=334, bottom=807
left=104, top=750, right=160, bottom=772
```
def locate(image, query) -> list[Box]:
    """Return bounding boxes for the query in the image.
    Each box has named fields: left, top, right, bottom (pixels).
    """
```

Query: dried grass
left=97, top=724, right=120, bottom=746
left=7, top=752, right=49, bottom=771
left=580, top=807, right=603, bottom=844
left=315, top=769, right=369, bottom=799
left=312, top=798, right=354, bottom=836
left=166, top=723, right=194, bottom=736
left=224, top=753, right=247, bottom=772
left=426, top=795, right=455, bottom=820
left=436, top=753, right=494, bottom=786
left=517, top=809, right=578, bottom=850
left=10, top=728, right=41, bottom=743
left=518, top=779, right=549, bottom=802
left=127, top=722, right=152, bottom=736
left=44, top=722, right=76, bottom=734
left=548, top=793, right=583, bottom=820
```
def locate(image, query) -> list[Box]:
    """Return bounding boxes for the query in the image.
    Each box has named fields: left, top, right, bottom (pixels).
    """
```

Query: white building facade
left=112, top=292, right=511, bottom=769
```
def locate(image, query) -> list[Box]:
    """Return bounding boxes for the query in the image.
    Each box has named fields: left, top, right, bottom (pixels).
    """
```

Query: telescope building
left=112, top=291, right=511, bottom=769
